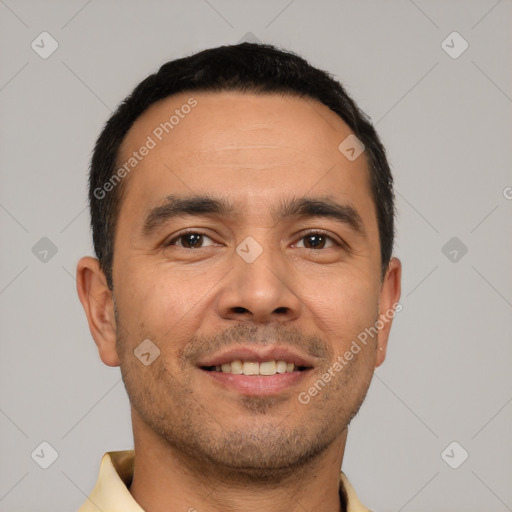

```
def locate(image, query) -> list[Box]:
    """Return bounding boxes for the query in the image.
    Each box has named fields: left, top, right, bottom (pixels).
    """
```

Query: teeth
left=230, top=360, right=243, bottom=374
left=259, top=361, right=276, bottom=375
left=276, top=361, right=287, bottom=374
left=214, top=360, right=298, bottom=375
left=243, top=361, right=259, bottom=375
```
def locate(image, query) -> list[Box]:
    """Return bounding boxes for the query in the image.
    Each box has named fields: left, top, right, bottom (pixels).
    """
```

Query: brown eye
left=295, top=232, right=337, bottom=250
left=166, top=232, right=215, bottom=248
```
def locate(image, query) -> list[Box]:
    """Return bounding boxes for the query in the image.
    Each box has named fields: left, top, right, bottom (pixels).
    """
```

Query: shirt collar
left=78, top=450, right=371, bottom=512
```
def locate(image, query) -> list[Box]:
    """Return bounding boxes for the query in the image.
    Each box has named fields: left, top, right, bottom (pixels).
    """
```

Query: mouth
left=197, top=346, right=316, bottom=395
left=199, top=364, right=312, bottom=396
left=201, top=360, right=311, bottom=375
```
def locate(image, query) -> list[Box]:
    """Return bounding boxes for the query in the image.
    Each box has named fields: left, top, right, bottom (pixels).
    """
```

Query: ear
left=375, top=257, right=402, bottom=367
left=76, top=256, right=120, bottom=367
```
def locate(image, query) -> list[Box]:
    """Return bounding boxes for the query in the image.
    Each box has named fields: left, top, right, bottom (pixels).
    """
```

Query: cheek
left=302, top=267, right=380, bottom=348
left=115, top=260, right=217, bottom=342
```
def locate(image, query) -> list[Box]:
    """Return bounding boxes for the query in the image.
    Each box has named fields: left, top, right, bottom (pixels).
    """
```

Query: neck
left=128, top=412, right=348, bottom=512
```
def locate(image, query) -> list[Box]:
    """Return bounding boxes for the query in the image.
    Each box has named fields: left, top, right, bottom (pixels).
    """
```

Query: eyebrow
left=142, top=194, right=366, bottom=237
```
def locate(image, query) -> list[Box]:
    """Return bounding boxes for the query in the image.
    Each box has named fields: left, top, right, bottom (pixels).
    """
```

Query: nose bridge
left=216, top=234, right=301, bottom=322
left=240, top=240, right=282, bottom=290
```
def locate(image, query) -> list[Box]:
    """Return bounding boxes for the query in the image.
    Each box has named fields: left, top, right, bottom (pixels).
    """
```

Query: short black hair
left=89, top=42, right=395, bottom=290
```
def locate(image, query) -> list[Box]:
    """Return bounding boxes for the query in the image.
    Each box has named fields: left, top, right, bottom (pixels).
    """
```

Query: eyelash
left=164, top=229, right=344, bottom=249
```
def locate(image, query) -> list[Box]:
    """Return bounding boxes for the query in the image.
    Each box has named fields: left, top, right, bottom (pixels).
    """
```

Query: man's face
left=107, top=91, right=398, bottom=475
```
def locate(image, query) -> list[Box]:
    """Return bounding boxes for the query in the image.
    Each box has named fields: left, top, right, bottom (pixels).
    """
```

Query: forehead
left=121, top=90, right=364, bottom=166
left=117, top=91, right=374, bottom=225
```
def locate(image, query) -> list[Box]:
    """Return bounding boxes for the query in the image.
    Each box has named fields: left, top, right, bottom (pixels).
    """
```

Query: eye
left=164, top=230, right=343, bottom=250
left=165, top=231, right=216, bottom=249
left=294, top=231, right=339, bottom=250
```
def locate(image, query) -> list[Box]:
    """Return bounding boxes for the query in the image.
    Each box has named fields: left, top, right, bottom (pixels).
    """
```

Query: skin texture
left=77, top=91, right=401, bottom=512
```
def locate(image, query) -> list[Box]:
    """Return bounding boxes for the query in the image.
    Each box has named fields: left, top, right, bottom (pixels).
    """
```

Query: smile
left=202, top=360, right=310, bottom=376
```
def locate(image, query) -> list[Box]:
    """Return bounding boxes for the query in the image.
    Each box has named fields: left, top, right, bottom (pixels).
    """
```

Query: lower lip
left=200, top=368, right=311, bottom=395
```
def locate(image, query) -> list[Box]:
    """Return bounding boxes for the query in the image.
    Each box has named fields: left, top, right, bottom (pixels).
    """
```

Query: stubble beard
left=118, top=341, right=373, bottom=484
left=114, top=311, right=375, bottom=483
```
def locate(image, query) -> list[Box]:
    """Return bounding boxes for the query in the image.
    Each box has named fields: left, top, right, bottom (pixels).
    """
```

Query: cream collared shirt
left=78, top=451, right=371, bottom=512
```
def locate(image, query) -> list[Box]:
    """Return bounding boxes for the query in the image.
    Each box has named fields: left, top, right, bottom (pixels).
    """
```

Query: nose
left=215, top=242, right=302, bottom=324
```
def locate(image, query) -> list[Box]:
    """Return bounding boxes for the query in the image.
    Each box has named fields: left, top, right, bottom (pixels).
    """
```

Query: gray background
left=1, top=1, right=511, bottom=511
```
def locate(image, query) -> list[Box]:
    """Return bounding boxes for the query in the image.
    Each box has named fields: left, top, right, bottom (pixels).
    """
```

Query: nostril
left=232, top=307, right=249, bottom=314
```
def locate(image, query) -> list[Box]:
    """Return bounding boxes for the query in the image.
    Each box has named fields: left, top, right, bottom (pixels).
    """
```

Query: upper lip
left=197, top=345, right=316, bottom=368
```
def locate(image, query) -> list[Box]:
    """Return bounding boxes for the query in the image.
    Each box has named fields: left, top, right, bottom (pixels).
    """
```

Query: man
left=76, top=42, right=401, bottom=512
